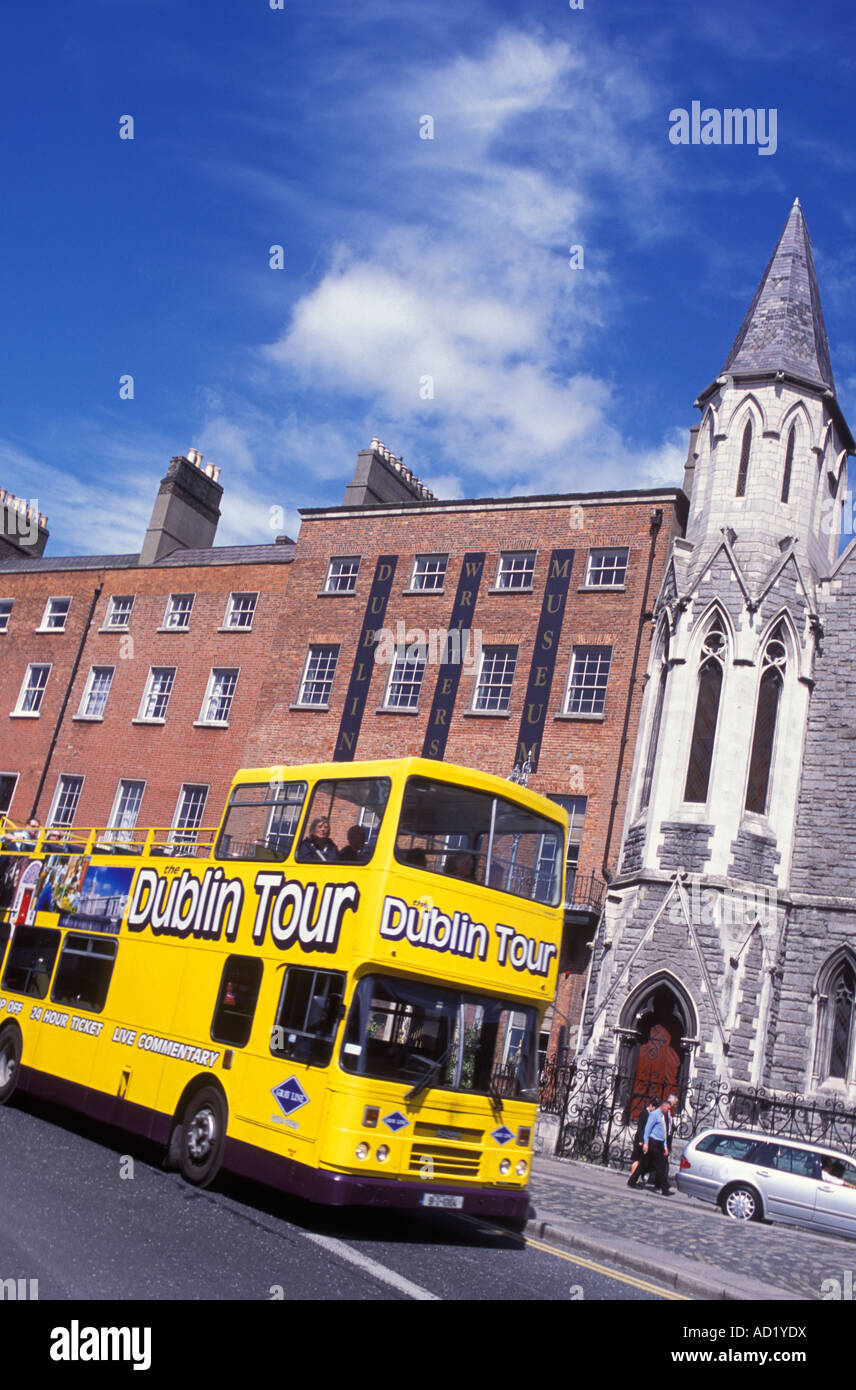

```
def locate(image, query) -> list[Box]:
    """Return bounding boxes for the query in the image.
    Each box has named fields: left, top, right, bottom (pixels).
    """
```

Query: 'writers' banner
left=334, top=555, right=397, bottom=761
left=514, top=549, right=574, bottom=772
left=422, top=552, right=486, bottom=761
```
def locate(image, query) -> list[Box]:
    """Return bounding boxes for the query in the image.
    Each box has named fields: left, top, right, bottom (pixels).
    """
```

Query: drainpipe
left=31, top=582, right=103, bottom=820
left=601, top=508, right=664, bottom=884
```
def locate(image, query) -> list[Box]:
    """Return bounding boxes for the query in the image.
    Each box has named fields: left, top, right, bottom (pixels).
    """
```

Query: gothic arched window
left=736, top=420, right=752, bottom=497
left=684, top=614, right=726, bottom=803
left=744, top=623, right=787, bottom=814
left=814, top=954, right=856, bottom=1085
left=781, top=425, right=795, bottom=504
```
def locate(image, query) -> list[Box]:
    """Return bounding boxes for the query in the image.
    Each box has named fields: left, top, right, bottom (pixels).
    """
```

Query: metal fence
left=538, top=1056, right=856, bottom=1169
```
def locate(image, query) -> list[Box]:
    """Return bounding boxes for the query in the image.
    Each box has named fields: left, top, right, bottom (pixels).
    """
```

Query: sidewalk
left=525, top=1154, right=851, bottom=1300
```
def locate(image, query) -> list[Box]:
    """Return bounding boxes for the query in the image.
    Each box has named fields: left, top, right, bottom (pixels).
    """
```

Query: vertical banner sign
left=422, top=552, right=486, bottom=761
left=334, top=555, right=397, bottom=761
left=515, top=549, right=575, bottom=772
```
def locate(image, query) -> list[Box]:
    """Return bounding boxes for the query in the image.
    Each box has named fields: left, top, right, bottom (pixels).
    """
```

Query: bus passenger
left=298, top=817, right=339, bottom=863
left=338, top=826, right=369, bottom=863
left=445, top=850, right=476, bottom=881
left=402, top=846, right=427, bottom=867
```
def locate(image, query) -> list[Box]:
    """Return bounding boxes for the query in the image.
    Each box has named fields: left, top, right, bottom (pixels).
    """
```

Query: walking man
left=629, top=1099, right=674, bottom=1195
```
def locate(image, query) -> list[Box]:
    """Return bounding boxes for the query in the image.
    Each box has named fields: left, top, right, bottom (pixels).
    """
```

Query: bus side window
left=211, top=955, right=264, bottom=1048
left=51, top=934, right=118, bottom=1013
left=1, top=926, right=62, bottom=999
left=270, top=967, right=346, bottom=1067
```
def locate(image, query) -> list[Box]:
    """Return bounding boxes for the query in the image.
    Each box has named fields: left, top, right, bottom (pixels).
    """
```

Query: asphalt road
left=0, top=1097, right=675, bottom=1302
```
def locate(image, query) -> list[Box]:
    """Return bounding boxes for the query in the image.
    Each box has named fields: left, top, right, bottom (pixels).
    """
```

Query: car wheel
left=721, top=1183, right=761, bottom=1221
left=0, top=1027, right=21, bottom=1104
left=178, top=1086, right=227, bottom=1187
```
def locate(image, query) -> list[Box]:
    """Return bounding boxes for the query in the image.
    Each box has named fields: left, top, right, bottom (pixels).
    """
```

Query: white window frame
left=13, top=663, right=51, bottom=717
left=103, top=595, right=135, bottom=631
left=162, top=593, right=195, bottom=631
left=38, top=596, right=71, bottom=632
left=409, top=555, right=448, bottom=592
left=297, top=645, right=339, bottom=708
left=0, top=599, right=12, bottom=634
left=136, top=667, right=176, bottom=723
left=196, top=668, right=239, bottom=726
left=472, top=646, right=518, bottom=713
left=222, top=592, right=258, bottom=631
left=585, top=547, right=629, bottom=589
left=383, top=647, right=426, bottom=711
left=495, top=552, right=536, bottom=591
left=172, top=784, right=210, bottom=847
left=49, top=774, right=84, bottom=827
left=108, top=779, right=146, bottom=841
left=564, top=645, right=613, bottom=716
left=77, top=665, right=115, bottom=720
left=324, top=557, right=361, bottom=594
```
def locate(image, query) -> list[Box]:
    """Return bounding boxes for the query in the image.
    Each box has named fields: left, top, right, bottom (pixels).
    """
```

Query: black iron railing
left=565, top=871, right=605, bottom=915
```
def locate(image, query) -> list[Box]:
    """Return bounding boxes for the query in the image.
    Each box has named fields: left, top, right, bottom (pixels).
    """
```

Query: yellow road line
left=461, top=1216, right=691, bottom=1300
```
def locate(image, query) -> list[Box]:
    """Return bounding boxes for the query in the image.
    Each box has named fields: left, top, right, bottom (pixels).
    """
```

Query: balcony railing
left=565, top=870, right=605, bottom=915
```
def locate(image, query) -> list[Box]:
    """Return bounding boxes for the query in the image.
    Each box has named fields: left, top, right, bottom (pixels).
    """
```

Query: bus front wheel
left=0, top=1026, right=22, bottom=1104
left=178, top=1086, right=227, bottom=1188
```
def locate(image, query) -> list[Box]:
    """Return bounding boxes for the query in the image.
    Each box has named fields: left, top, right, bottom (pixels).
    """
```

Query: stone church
left=579, top=199, right=856, bottom=1119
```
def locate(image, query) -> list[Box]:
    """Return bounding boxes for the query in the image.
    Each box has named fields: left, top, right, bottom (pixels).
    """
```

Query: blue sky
left=2, top=0, right=856, bottom=553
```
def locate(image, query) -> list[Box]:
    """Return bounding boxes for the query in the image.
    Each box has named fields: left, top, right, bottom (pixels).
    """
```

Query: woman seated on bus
left=444, top=850, right=477, bottom=882
left=338, top=825, right=369, bottom=864
left=297, top=816, right=339, bottom=863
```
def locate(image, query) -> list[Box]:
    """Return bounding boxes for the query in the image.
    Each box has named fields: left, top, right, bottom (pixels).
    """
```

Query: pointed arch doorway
left=617, top=976, right=697, bottom=1121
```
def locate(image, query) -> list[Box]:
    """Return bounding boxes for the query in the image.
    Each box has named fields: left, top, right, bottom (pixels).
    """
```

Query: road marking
left=302, top=1230, right=440, bottom=1301
left=460, top=1216, right=689, bottom=1300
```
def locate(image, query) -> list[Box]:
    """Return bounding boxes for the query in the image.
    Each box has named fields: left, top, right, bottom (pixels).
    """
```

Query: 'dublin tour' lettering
left=126, top=868, right=243, bottom=941
left=378, top=896, right=557, bottom=976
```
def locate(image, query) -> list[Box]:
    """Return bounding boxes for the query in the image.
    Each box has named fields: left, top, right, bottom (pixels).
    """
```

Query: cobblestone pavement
left=529, top=1155, right=856, bottom=1300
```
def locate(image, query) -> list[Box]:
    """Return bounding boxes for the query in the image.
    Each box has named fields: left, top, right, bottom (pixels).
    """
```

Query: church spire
left=721, top=198, right=834, bottom=392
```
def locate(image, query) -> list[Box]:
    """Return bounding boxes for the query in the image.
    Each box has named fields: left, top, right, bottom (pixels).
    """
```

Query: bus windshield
left=341, top=974, right=538, bottom=1101
left=394, top=775, right=564, bottom=906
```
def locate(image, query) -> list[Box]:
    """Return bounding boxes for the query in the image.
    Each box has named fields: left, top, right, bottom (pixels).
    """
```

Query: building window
left=324, top=557, right=360, bottom=594
left=39, top=597, right=71, bottom=631
left=814, top=953, right=856, bottom=1085
left=298, top=645, right=339, bottom=707
left=163, top=593, right=195, bottom=630
left=108, top=780, right=146, bottom=840
left=15, top=664, right=51, bottom=715
left=224, top=593, right=258, bottom=630
left=736, top=420, right=752, bottom=497
left=745, top=623, right=787, bottom=815
left=104, top=595, right=135, bottom=630
left=383, top=648, right=426, bottom=710
left=473, top=646, right=518, bottom=712
left=495, top=552, right=535, bottom=591
left=0, top=773, right=19, bottom=816
left=199, top=669, right=239, bottom=725
left=410, top=555, right=447, bottom=592
left=49, top=774, right=84, bottom=826
left=782, top=425, right=796, bottom=504
left=79, top=666, right=115, bottom=720
left=585, top=548, right=628, bottom=588
left=0, top=600, right=12, bottom=633
left=546, top=795, right=587, bottom=899
left=138, top=667, right=176, bottom=722
left=564, top=646, right=613, bottom=716
left=172, top=784, right=209, bottom=846
left=684, top=614, right=726, bottom=803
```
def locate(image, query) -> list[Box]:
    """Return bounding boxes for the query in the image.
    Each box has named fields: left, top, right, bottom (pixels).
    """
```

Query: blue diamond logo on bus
left=492, top=1126, right=514, bottom=1145
left=382, top=1110, right=409, bottom=1132
left=272, top=1077, right=309, bottom=1116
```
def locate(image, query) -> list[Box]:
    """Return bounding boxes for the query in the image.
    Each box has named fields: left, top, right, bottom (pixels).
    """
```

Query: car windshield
left=340, top=974, right=538, bottom=1100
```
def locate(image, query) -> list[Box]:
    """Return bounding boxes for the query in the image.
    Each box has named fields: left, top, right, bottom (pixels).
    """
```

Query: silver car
left=676, top=1128, right=856, bottom=1237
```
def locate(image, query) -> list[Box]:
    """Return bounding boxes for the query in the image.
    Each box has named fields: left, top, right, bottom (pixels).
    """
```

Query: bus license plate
left=420, top=1194, right=464, bottom=1209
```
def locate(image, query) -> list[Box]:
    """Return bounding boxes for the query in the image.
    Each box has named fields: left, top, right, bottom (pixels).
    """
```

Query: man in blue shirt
left=627, top=1099, right=674, bottom=1194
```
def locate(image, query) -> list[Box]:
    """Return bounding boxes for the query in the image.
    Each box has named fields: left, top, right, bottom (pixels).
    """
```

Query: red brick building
left=0, top=440, right=685, bottom=1059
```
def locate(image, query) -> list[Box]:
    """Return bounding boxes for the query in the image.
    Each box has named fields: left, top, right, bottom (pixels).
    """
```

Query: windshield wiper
left=489, top=1072, right=504, bottom=1113
left=404, top=1045, right=453, bottom=1102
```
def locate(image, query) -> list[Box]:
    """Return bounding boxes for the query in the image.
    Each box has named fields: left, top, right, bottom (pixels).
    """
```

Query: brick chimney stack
left=343, top=438, right=435, bottom=506
left=139, top=449, right=223, bottom=565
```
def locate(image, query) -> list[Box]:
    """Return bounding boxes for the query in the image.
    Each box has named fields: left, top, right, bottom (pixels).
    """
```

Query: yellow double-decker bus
left=0, top=758, right=565, bottom=1225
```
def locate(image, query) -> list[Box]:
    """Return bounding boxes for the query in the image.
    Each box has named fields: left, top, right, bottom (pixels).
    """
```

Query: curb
left=525, top=1210, right=806, bottom=1301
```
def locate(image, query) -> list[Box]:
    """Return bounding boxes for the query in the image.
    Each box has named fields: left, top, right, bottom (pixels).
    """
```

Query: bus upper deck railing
left=0, top=822, right=220, bottom=859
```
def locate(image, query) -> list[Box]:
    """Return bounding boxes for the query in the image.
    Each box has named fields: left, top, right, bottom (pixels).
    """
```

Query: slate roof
left=0, top=542, right=295, bottom=573
left=721, top=199, right=835, bottom=392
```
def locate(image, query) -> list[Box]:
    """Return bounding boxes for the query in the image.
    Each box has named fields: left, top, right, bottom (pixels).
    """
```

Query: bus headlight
left=499, top=1158, right=511, bottom=1175
left=376, top=1145, right=390, bottom=1162
left=355, top=1142, right=370, bottom=1160
left=516, top=1160, right=527, bottom=1177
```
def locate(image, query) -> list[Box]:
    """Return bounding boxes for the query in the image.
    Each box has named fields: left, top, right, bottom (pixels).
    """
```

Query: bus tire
left=0, top=1025, right=22, bottom=1105
left=178, top=1086, right=227, bottom=1188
